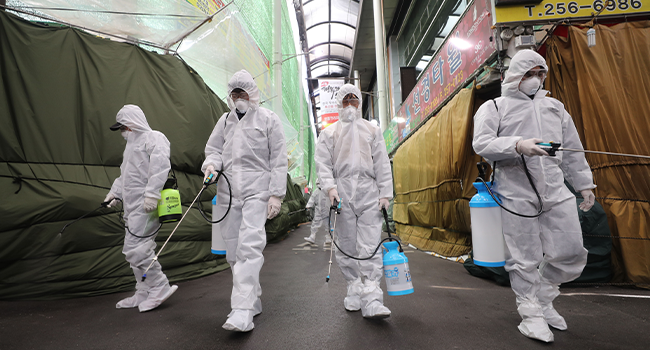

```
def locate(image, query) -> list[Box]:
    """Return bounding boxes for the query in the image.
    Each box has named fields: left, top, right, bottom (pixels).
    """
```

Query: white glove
left=103, top=193, right=119, bottom=208
left=267, top=196, right=281, bottom=220
left=378, top=198, right=390, bottom=211
left=203, top=165, right=217, bottom=183
left=143, top=197, right=158, bottom=213
left=516, top=138, right=549, bottom=157
left=579, top=190, right=595, bottom=212
left=328, top=188, right=340, bottom=206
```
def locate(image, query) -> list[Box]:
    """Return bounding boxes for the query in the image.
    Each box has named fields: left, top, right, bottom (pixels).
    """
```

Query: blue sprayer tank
left=382, top=241, right=414, bottom=296
left=211, top=195, right=226, bottom=255
left=469, top=182, right=506, bottom=267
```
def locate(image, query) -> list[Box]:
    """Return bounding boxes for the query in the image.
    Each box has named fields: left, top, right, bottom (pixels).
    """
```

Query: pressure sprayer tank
left=382, top=241, right=413, bottom=296
left=469, top=182, right=506, bottom=267
left=158, top=178, right=182, bottom=223
left=211, top=195, right=226, bottom=255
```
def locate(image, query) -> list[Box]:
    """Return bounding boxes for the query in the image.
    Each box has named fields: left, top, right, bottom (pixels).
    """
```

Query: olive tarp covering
left=392, top=88, right=480, bottom=256
left=0, top=11, right=305, bottom=300
left=464, top=182, right=613, bottom=286
left=546, top=21, right=650, bottom=287
left=265, top=174, right=308, bottom=242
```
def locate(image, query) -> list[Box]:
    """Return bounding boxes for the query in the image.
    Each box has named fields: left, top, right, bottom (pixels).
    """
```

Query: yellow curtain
left=393, top=87, right=480, bottom=256
left=546, top=21, right=650, bottom=286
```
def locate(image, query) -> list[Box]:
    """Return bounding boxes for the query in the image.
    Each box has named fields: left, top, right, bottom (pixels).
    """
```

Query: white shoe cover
left=116, top=290, right=148, bottom=309
left=542, top=304, right=567, bottom=330
left=344, top=278, right=363, bottom=311
left=362, top=301, right=391, bottom=319
left=138, top=285, right=178, bottom=312
left=253, top=298, right=262, bottom=316
left=517, top=298, right=554, bottom=342
left=228, top=299, right=262, bottom=318
left=223, top=309, right=255, bottom=332
left=518, top=317, right=554, bottom=342
left=304, top=236, right=316, bottom=244
left=537, top=278, right=566, bottom=330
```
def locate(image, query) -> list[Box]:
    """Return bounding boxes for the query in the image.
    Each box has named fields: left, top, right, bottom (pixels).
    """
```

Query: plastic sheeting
left=546, top=21, right=650, bottom=287
left=392, top=87, right=479, bottom=257
left=12, top=0, right=210, bottom=47
left=6, top=0, right=316, bottom=191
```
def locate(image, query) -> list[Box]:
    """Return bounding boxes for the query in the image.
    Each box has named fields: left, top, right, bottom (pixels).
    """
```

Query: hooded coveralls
left=202, top=70, right=287, bottom=328
left=108, top=105, right=175, bottom=311
left=315, top=84, right=394, bottom=317
left=472, top=50, right=594, bottom=341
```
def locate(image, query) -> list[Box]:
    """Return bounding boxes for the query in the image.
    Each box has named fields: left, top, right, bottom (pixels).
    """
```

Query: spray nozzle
left=536, top=142, right=561, bottom=156
left=141, top=274, right=146, bottom=282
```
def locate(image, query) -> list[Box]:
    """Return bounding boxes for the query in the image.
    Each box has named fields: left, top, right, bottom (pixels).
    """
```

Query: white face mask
left=120, top=130, right=130, bottom=140
left=340, top=106, right=358, bottom=122
left=235, top=99, right=249, bottom=113
left=519, top=76, right=541, bottom=96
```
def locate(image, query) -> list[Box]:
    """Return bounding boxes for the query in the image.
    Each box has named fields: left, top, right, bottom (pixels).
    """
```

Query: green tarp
left=0, top=11, right=306, bottom=300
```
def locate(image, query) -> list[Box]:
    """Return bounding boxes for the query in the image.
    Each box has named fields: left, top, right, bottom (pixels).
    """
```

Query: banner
left=389, top=0, right=495, bottom=153
left=186, top=0, right=227, bottom=15
left=495, top=0, right=650, bottom=23
left=318, top=79, right=344, bottom=129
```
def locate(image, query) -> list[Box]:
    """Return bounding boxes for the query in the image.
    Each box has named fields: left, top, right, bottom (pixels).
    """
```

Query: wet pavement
left=1, top=223, right=649, bottom=349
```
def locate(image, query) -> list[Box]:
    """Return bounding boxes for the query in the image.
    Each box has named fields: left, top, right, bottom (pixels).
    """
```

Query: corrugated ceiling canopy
left=303, top=0, right=359, bottom=77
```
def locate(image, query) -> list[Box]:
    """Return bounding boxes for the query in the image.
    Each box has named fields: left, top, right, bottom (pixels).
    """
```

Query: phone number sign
left=495, top=0, right=649, bottom=23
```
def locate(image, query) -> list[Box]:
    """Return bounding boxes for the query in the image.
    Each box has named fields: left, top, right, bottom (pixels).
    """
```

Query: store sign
left=318, top=80, right=344, bottom=129
left=186, top=0, right=227, bottom=15
left=495, top=0, right=649, bottom=23
left=388, top=0, right=495, bottom=153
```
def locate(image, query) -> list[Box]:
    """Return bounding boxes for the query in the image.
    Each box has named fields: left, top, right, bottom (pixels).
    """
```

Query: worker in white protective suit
left=315, top=84, right=394, bottom=319
left=472, top=49, right=595, bottom=342
left=202, top=70, right=287, bottom=332
left=304, top=182, right=332, bottom=247
left=104, top=105, right=178, bottom=313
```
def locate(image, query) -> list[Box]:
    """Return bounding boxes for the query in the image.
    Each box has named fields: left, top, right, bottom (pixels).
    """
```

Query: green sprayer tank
left=158, top=178, right=182, bottom=223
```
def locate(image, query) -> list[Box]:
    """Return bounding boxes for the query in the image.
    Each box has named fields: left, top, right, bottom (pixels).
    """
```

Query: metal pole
left=354, top=70, right=360, bottom=90
left=372, top=0, right=389, bottom=132
left=274, top=0, right=282, bottom=115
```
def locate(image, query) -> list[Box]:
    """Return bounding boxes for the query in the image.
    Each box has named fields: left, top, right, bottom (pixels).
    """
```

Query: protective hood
left=115, top=104, right=152, bottom=133
left=226, top=69, right=261, bottom=111
left=502, top=49, right=548, bottom=97
left=336, top=83, right=362, bottom=121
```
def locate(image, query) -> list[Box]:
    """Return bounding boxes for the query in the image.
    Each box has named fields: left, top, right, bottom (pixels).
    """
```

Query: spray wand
left=142, top=173, right=216, bottom=282
left=326, top=199, right=342, bottom=283
left=537, top=142, right=650, bottom=159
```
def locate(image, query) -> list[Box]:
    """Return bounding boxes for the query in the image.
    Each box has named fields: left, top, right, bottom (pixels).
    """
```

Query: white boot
left=516, top=297, right=554, bottom=342
left=138, top=283, right=178, bottom=312
left=223, top=309, right=255, bottom=332
left=117, top=268, right=148, bottom=309
left=344, top=278, right=363, bottom=311
left=116, top=290, right=148, bottom=309
left=361, top=280, right=391, bottom=319
left=538, top=279, right=567, bottom=330
left=304, top=235, right=316, bottom=244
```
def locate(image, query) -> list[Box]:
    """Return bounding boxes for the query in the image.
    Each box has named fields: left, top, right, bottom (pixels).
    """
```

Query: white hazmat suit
left=304, top=186, right=331, bottom=246
left=472, top=50, right=594, bottom=342
left=105, top=105, right=178, bottom=313
left=315, top=84, right=394, bottom=318
left=202, top=70, right=288, bottom=332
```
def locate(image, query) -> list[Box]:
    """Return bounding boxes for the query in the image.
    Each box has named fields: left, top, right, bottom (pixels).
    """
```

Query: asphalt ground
left=1, top=222, right=648, bottom=349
